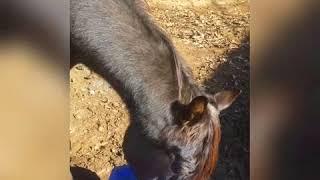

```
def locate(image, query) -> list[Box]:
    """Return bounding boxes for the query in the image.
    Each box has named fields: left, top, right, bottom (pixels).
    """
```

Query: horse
left=71, top=0, right=240, bottom=179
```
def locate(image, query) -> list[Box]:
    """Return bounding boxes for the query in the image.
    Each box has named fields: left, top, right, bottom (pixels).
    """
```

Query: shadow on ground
left=71, top=166, right=100, bottom=180
left=203, top=35, right=249, bottom=180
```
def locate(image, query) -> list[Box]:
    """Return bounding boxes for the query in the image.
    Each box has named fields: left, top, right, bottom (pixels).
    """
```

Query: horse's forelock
left=194, top=112, right=221, bottom=180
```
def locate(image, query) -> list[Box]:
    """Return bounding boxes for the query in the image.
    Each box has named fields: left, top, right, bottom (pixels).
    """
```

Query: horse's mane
left=129, top=0, right=196, bottom=101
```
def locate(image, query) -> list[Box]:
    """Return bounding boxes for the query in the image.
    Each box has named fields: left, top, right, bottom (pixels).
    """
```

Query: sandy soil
left=70, top=0, right=249, bottom=179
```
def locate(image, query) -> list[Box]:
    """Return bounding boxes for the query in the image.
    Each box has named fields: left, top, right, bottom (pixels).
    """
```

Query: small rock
left=74, top=114, right=81, bottom=119
left=94, top=145, right=100, bottom=151
left=98, top=126, right=104, bottom=132
left=89, top=90, right=95, bottom=95
left=111, top=148, right=117, bottom=153
left=84, top=75, right=91, bottom=80
left=166, top=22, right=174, bottom=27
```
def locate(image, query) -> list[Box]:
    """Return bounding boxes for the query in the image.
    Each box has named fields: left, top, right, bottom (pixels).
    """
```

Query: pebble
left=89, top=90, right=95, bottom=95
left=74, top=114, right=81, bottom=119
left=111, top=148, right=117, bottom=153
left=98, top=126, right=104, bottom=132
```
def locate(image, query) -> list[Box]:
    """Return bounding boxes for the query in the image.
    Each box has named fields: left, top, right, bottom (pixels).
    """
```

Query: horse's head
left=123, top=90, right=240, bottom=180
left=164, top=90, right=241, bottom=180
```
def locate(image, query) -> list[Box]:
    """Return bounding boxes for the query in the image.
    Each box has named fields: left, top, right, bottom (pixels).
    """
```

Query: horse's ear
left=185, top=96, right=208, bottom=123
left=212, top=90, right=241, bottom=111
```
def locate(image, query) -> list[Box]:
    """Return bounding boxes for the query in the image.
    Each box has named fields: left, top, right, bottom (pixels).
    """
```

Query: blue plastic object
left=109, top=165, right=137, bottom=180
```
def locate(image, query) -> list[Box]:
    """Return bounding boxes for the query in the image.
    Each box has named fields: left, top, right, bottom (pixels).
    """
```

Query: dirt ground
left=70, top=0, right=249, bottom=179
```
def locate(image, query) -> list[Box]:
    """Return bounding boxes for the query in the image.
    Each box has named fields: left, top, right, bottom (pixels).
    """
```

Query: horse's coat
left=71, top=0, right=240, bottom=179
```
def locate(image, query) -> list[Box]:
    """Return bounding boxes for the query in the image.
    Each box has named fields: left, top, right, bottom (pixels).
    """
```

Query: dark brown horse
left=71, top=0, right=240, bottom=179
